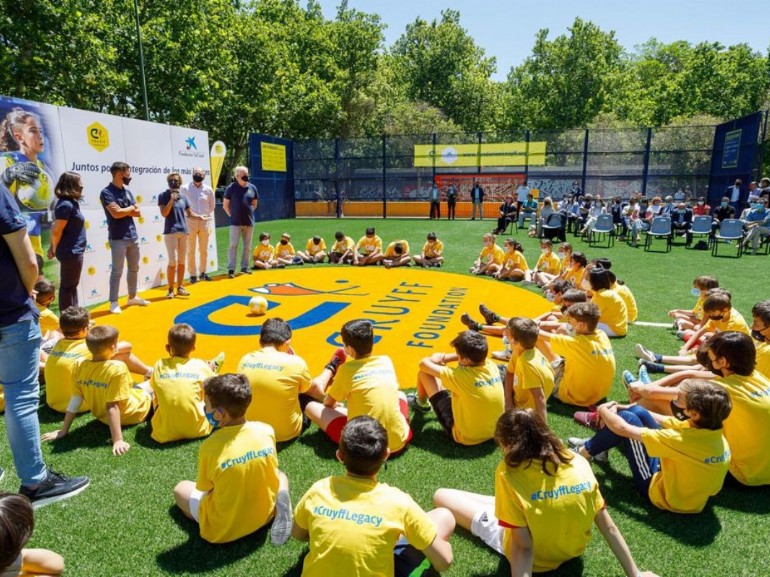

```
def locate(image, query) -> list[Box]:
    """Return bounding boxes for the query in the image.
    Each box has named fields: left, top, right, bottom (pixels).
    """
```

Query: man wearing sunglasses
left=223, top=166, right=259, bottom=278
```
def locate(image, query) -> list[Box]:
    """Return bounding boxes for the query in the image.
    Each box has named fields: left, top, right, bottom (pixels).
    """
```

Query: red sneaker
left=325, top=348, right=347, bottom=375
left=574, top=411, right=604, bottom=430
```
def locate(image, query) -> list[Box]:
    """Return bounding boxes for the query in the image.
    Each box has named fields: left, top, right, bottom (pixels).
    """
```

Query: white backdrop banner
left=1, top=95, right=216, bottom=307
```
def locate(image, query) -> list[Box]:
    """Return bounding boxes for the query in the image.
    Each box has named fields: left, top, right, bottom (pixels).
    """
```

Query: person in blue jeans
left=223, top=166, right=259, bottom=278
left=0, top=181, right=89, bottom=506
left=100, top=162, right=150, bottom=315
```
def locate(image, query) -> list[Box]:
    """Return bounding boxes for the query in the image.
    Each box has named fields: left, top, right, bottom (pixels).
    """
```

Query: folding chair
left=503, top=216, right=519, bottom=235
left=711, top=219, right=744, bottom=258
left=644, top=216, right=672, bottom=252
left=589, top=213, right=615, bottom=248
left=687, top=215, right=713, bottom=249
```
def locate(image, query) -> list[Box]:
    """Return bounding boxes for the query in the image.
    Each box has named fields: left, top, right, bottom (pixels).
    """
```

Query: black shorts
left=429, top=389, right=454, bottom=438
left=394, top=538, right=439, bottom=577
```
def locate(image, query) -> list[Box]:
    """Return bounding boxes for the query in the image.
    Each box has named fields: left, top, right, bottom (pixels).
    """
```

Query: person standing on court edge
left=470, top=181, right=484, bottom=220
left=446, top=182, right=457, bottom=220
left=101, top=161, right=150, bottom=315
left=182, top=166, right=215, bottom=283
left=429, top=181, right=441, bottom=220
left=1, top=180, right=89, bottom=506
left=223, top=165, right=258, bottom=278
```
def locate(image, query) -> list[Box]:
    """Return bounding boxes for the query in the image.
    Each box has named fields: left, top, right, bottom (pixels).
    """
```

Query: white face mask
left=557, top=251, right=566, bottom=259
left=541, top=248, right=549, bottom=254
left=261, top=239, right=270, bottom=246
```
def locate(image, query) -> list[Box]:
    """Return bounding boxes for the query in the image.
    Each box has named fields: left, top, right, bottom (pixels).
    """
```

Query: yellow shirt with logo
left=438, top=359, right=505, bottom=445
left=564, top=265, right=585, bottom=286
left=535, top=252, right=561, bottom=275
left=252, top=243, right=275, bottom=262
left=591, top=288, right=628, bottom=337
left=479, top=244, right=504, bottom=265
left=356, top=235, right=383, bottom=255
left=327, top=355, right=410, bottom=452
left=196, top=421, right=280, bottom=544
left=549, top=332, right=615, bottom=406
left=715, top=371, right=770, bottom=485
left=273, top=241, right=296, bottom=260
left=238, top=349, right=312, bottom=442
left=422, top=240, right=444, bottom=258
left=150, top=356, right=213, bottom=443
left=384, top=240, right=410, bottom=258
left=641, top=418, right=730, bottom=513
left=305, top=238, right=327, bottom=256
left=294, top=475, right=437, bottom=577
left=755, top=342, right=770, bottom=379
left=502, top=250, right=529, bottom=271
left=332, top=236, right=355, bottom=253
left=495, top=455, right=605, bottom=573
left=35, top=302, right=59, bottom=335
left=612, top=282, right=638, bottom=323
left=704, top=308, right=750, bottom=335
left=44, top=338, right=90, bottom=413
left=73, top=359, right=151, bottom=425
left=507, top=348, right=555, bottom=410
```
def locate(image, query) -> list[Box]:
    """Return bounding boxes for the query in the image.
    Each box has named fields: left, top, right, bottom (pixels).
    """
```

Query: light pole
left=133, top=0, right=150, bottom=120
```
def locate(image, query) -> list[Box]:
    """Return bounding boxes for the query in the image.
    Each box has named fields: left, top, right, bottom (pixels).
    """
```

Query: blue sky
left=316, top=0, right=770, bottom=80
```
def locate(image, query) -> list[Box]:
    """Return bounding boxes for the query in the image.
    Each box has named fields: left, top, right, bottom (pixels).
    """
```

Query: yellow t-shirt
left=502, top=250, right=529, bottom=271
left=196, top=422, right=280, bottom=544
left=273, top=241, right=296, bottom=259
left=560, top=254, right=571, bottom=272
left=422, top=240, right=444, bottom=258
left=327, top=356, right=410, bottom=452
left=44, top=338, right=91, bottom=413
left=238, top=349, right=312, bottom=442
left=715, top=371, right=770, bottom=485
left=549, top=332, right=615, bottom=406
left=612, top=282, right=638, bottom=323
left=73, top=359, right=151, bottom=425
left=294, top=475, right=437, bottom=577
left=564, top=265, right=585, bottom=286
left=384, top=240, right=410, bottom=258
left=150, top=356, right=213, bottom=443
left=332, top=236, right=355, bottom=253
left=507, top=348, right=555, bottom=410
left=535, top=252, right=561, bottom=275
left=252, top=243, right=275, bottom=262
left=692, top=295, right=705, bottom=320
left=356, top=235, right=383, bottom=255
left=641, top=419, right=730, bottom=513
left=35, top=302, right=59, bottom=335
left=438, top=359, right=505, bottom=445
left=305, top=238, right=327, bottom=255
left=479, top=244, right=504, bottom=265
left=755, top=342, right=770, bottom=379
left=495, top=455, right=605, bottom=573
left=703, top=308, right=750, bottom=335
left=591, top=288, right=628, bottom=337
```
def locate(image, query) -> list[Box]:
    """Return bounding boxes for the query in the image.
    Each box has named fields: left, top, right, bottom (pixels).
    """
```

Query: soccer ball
left=249, top=296, right=268, bottom=316
left=16, top=169, right=53, bottom=211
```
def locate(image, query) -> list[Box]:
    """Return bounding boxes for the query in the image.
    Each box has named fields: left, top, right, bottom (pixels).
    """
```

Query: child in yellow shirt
left=492, top=239, right=531, bottom=282
left=42, top=326, right=153, bottom=455
left=503, top=317, right=554, bottom=421
left=330, top=230, right=355, bottom=264
left=412, top=331, right=505, bottom=445
left=354, top=227, right=383, bottom=266
left=292, top=416, right=454, bottom=576
left=532, top=239, right=562, bottom=287
left=586, top=266, right=628, bottom=338
left=273, top=232, right=301, bottom=266
left=297, top=235, right=327, bottom=263
left=173, top=373, right=294, bottom=544
left=252, top=232, right=280, bottom=270
left=382, top=240, right=411, bottom=268
left=470, top=233, right=504, bottom=276
left=668, top=275, right=719, bottom=336
left=413, top=231, right=444, bottom=268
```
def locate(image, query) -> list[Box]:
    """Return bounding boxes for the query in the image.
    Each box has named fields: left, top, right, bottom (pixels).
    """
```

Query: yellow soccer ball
left=249, top=296, right=268, bottom=316
left=16, top=168, right=53, bottom=211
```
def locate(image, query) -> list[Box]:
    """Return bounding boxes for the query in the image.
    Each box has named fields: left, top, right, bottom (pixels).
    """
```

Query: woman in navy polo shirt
left=158, top=172, right=191, bottom=298
left=47, top=171, right=87, bottom=310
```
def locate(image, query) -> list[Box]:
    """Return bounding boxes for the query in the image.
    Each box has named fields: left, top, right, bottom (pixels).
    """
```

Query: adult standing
left=726, top=178, right=745, bottom=214
left=0, top=181, right=89, bottom=504
left=223, top=165, right=258, bottom=278
left=100, top=161, right=150, bottom=315
left=515, top=180, right=531, bottom=213
left=47, top=171, right=86, bottom=310
left=158, top=172, right=190, bottom=299
left=182, top=166, right=215, bottom=283
left=470, top=181, right=484, bottom=220
left=446, top=183, right=457, bottom=220
left=429, top=181, right=440, bottom=220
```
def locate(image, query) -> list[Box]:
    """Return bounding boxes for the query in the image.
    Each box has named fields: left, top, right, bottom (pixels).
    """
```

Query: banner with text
left=414, top=142, right=547, bottom=168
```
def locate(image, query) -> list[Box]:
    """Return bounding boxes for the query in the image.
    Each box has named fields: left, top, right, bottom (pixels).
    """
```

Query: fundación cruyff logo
left=87, top=122, right=109, bottom=152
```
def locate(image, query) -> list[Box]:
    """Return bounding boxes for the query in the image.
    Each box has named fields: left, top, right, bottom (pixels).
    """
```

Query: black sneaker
left=189, top=276, right=198, bottom=284
left=460, top=313, right=482, bottom=332
left=407, top=393, right=432, bottom=414
left=228, top=270, right=235, bottom=279
left=479, top=303, right=500, bottom=325
left=201, top=273, right=212, bottom=281
left=19, top=470, right=90, bottom=508
left=241, top=268, right=252, bottom=275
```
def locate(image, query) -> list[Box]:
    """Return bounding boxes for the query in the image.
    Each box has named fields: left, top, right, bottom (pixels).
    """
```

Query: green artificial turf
left=3, top=216, right=769, bottom=576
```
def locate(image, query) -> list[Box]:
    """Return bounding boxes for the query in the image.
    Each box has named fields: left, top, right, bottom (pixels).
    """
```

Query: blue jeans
left=109, top=239, right=140, bottom=303
left=228, top=225, right=254, bottom=271
left=0, top=318, right=46, bottom=486
left=584, top=405, right=661, bottom=497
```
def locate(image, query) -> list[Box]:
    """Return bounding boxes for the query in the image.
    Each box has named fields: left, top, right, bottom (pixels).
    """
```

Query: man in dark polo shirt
left=0, top=181, right=89, bottom=505
left=223, top=165, right=259, bottom=278
left=100, top=161, right=150, bottom=315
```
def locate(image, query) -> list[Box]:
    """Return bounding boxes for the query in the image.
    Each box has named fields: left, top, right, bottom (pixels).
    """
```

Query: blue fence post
left=641, top=127, right=652, bottom=197
left=582, top=129, right=589, bottom=195
left=382, top=134, right=387, bottom=219
left=334, top=137, right=341, bottom=218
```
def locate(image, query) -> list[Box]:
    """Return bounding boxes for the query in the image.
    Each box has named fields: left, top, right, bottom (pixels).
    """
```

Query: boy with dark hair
left=33, top=278, right=61, bottom=345
left=330, top=230, right=355, bottom=264
left=292, top=416, right=454, bottom=576
left=305, top=319, right=412, bottom=453
left=382, top=240, right=411, bottom=268
left=252, top=232, right=280, bottom=270
left=273, top=232, right=300, bottom=267
left=503, top=317, right=554, bottom=420
left=42, top=325, right=153, bottom=455
left=297, top=235, right=327, bottom=263
left=355, top=226, right=383, bottom=266
left=668, top=275, right=719, bottom=333
left=238, top=318, right=325, bottom=442
left=413, top=231, right=444, bottom=268
left=751, top=300, right=770, bottom=377
left=173, top=373, right=293, bottom=544
left=412, top=331, right=505, bottom=445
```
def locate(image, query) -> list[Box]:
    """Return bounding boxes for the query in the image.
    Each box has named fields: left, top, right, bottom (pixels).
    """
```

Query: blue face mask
left=205, top=408, right=220, bottom=429
left=691, top=287, right=701, bottom=297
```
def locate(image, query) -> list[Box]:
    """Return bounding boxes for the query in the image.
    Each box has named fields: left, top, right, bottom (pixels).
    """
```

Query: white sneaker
left=109, top=302, right=122, bottom=314
left=635, top=343, right=656, bottom=363
left=126, top=296, right=150, bottom=307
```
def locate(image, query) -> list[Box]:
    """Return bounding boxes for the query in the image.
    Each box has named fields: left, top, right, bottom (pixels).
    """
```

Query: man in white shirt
left=182, top=166, right=216, bottom=282
left=516, top=180, right=531, bottom=213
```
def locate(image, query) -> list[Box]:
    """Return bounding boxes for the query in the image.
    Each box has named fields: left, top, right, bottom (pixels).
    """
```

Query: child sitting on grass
left=330, top=230, right=356, bottom=264
left=492, top=239, right=531, bottom=283
left=411, top=331, right=505, bottom=446
left=469, top=233, right=503, bottom=276
left=354, top=227, right=383, bottom=266
left=173, top=373, right=293, bottom=544
left=413, top=231, right=444, bottom=268
left=668, top=275, right=719, bottom=334
left=0, top=492, right=64, bottom=577
left=252, top=232, right=280, bottom=270
left=536, top=288, right=587, bottom=334
left=503, top=317, right=554, bottom=421
left=42, top=325, right=153, bottom=456
left=382, top=240, right=411, bottom=268
left=273, top=232, right=301, bottom=267
left=292, top=416, right=454, bottom=576
left=531, top=239, right=562, bottom=287
left=297, top=235, right=327, bottom=263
